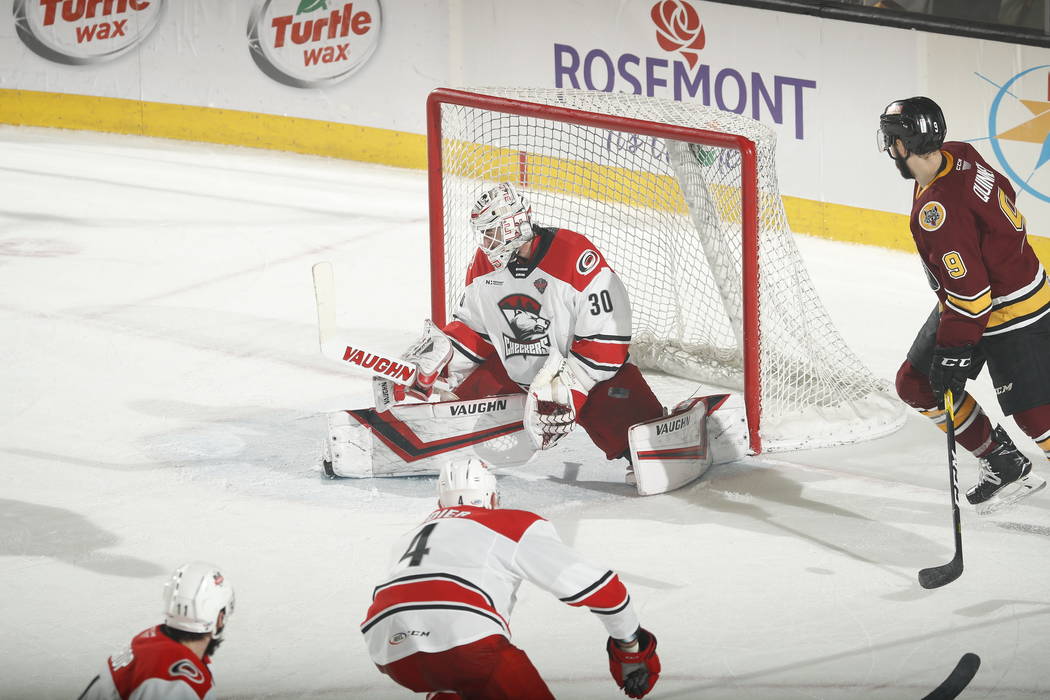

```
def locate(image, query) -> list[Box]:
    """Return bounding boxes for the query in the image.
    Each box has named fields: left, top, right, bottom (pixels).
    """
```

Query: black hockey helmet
left=877, top=96, right=946, bottom=155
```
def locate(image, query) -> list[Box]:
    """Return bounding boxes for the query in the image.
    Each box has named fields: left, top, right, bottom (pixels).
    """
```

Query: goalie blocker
left=322, top=392, right=735, bottom=496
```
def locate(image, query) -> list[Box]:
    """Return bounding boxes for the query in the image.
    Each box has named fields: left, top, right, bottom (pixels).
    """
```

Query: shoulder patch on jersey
left=919, top=201, right=947, bottom=232
left=168, top=659, right=205, bottom=684
left=576, top=249, right=600, bottom=276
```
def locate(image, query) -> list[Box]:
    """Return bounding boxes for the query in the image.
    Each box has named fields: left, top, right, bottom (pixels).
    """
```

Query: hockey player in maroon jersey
left=362, top=459, right=661, bottom=699
left=78, top=562, right=235, bottom=700
left=395, top=182, right=664, bottom=477
left=878, top=96, right=1050, bottom=513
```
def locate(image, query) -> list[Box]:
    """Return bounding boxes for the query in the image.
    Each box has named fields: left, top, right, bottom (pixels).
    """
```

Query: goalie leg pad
left=628, top=394, right=729, bottom=496
left=324, top=394, right=535, bottom=478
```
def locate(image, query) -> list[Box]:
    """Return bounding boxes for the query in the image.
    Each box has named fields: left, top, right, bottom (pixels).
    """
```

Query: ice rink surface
left=2, top=125, right=1049, bottom=699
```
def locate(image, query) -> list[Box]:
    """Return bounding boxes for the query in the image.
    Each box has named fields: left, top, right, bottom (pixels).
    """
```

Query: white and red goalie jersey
left=79, top=626, right=215, bottom=700
left=361, top=505, right=640, bottom=666
left=443, top=226, right=633, bottom=399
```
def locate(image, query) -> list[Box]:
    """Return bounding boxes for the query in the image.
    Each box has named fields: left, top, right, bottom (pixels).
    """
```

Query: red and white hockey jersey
left=78, top=626, right=215, bottom=700
left=443, top=227, right=633, bottom=397
left=361, top=505, right=640, bottom=666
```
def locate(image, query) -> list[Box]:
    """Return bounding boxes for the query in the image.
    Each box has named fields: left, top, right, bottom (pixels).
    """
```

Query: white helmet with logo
left=162, top=562, right=235, bottom=639
left=470, top=182, right=535, bottom=270
left=438, top=458, right=500, bottom=509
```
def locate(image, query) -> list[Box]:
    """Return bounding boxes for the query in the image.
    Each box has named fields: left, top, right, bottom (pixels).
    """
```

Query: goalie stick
left=919, top=389, right=964, bottom=590
left=311, top=261, right=450, bottom=396
left=921, top=653, right=980, bottom=700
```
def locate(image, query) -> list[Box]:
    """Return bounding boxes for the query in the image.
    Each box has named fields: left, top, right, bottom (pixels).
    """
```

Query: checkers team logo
left=650, top=0, right=706, bottom=69
left=248, top=0, right=382, bottom=88
left=980, top=65, right=1050, bottom=203
left=13, top=0, right=164, bottom=65
left=498, top=294, right=552, bottom=359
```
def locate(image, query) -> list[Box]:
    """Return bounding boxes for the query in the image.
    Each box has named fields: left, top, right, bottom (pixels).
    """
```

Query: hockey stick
left=918, top=390, right=964, bottom=589
left=311, top=262, right=451, bottom=392
left=312, top=262, right=337, bottom=347
left=920, top=653, right=980, bottom=700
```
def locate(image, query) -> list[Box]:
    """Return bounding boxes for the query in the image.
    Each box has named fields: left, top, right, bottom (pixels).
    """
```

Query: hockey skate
left=966, top=426, right=1046, bottom=515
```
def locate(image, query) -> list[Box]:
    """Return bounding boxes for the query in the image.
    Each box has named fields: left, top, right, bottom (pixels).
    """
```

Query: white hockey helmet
left=162, top=562, right=235, bottom=639
left=470, top=182, right=535, bottom=270
left=438, top=458, right=500, bottom=509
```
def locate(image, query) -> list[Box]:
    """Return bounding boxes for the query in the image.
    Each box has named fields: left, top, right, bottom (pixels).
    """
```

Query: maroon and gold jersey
left=910, top=141, right=1050, bottom=347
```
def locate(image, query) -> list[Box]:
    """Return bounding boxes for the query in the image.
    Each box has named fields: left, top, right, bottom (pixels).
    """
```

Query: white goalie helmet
left=470, top=182, right=535, bottom=270
left=438, top=458, right=500, bottom=509
left=162, top=561, right=235, bottom=639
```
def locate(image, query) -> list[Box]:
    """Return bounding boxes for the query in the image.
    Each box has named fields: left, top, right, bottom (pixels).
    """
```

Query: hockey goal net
left=426, top=87, right=904, bottom=454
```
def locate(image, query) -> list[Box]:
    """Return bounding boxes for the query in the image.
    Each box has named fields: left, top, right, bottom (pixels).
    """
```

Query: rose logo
left=651, top=0, right=706, bottom=69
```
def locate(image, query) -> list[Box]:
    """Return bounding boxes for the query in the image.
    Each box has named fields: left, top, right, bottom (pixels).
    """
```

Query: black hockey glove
left=929, top=344, right=974, bottom=409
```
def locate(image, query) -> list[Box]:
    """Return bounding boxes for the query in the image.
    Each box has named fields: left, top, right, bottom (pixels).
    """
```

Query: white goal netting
left=431, top=87, right=904, bottom=452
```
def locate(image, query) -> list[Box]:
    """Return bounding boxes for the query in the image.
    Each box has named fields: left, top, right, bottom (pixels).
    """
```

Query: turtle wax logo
left=651, top=0, right=705, bottom=69
left=13, top=0, right=164, bottom=65
left=248, top=0, right=382, bottom=88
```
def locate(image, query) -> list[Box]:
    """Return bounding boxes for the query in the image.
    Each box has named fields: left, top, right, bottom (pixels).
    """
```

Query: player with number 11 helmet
left=79, top=562, right=235, bottom=700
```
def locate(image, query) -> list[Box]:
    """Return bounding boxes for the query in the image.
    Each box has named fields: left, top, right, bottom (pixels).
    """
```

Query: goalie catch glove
left=607, top=628, right=660, bottom=699
left=525, top=351, right=586, bottom=450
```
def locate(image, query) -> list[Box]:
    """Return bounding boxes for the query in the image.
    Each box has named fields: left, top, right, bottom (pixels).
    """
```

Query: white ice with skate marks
left=1, top=125, right=1049, bottom=699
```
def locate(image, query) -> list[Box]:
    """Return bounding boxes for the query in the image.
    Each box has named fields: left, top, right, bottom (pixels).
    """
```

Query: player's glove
left=929, top=344, right=974, bottom=409
left=607, top=628, right=660, bottom=699
left=525, top=352, right=585, bottom=450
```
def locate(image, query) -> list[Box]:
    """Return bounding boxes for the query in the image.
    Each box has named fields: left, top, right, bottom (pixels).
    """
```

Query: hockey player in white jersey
left=78, top=562, right=235, bottom=700
left=362, top=459, right=661, bottom=699
left=401, top=182, right=664, bottom=468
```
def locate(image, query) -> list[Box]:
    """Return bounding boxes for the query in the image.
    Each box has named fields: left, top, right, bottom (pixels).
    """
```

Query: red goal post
left=425, top=87, right=903, bottom=455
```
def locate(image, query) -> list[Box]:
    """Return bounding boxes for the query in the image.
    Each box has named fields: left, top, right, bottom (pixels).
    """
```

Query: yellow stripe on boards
left=3, top=88, right=1050, bottom=261
left=0, top=89, right=426, bottom=169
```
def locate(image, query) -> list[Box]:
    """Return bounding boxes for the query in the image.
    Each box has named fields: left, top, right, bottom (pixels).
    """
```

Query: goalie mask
left=438, top=458, right=500, bottom=509
left=877, top=96, right=946, bottom=179
left=470, top=182, right=534, bottom=270
left=162, top=562, right=235, bottom=641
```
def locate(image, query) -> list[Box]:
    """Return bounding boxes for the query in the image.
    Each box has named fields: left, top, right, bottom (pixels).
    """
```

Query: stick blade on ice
left=918, top=552, right=963, bottom=589
left=921, top=653, right=980, bottom=700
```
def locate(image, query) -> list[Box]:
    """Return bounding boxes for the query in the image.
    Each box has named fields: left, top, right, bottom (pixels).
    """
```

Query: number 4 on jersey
left=399, top=523, right=437, bottom=566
